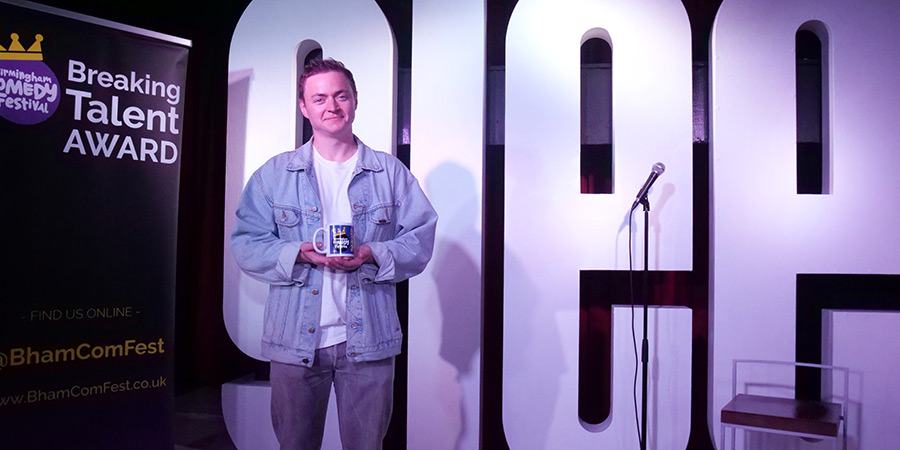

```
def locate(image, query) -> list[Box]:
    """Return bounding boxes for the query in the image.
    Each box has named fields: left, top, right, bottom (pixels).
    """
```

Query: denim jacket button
left=311, top=206, right=318, bottom=212
left=308, top=327, right=315, bottom=333
left=311, top=289, right=319, bottom=295
left=302, top=358, right=309, bottom=364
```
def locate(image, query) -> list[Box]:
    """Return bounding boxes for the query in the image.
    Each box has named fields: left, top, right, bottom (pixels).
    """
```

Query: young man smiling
left=231, top=58, right=438, bottom=449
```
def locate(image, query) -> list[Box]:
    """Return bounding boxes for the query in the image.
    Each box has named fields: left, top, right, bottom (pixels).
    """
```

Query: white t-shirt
left=312, top=147, right=358, bottom=349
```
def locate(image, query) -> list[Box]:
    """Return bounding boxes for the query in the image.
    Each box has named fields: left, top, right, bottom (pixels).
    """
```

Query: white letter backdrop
left=710, top=0, right=900, bottom=447
left=408, top=0, right=485, bottom=449
left=503, top=0, right=693, bottom=448
left=224, top=0, right=395, bottom=447
left=225, top=0, right=395, bottom=361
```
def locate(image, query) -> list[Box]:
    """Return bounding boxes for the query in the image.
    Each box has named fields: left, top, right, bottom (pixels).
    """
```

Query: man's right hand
left=296, top=242, right=330, bottom=266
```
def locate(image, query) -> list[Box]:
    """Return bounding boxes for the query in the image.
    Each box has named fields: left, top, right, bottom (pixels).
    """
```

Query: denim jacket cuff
left=276, top=241, right=306, bottom=282
left=366, top=241, right=395, bottom=282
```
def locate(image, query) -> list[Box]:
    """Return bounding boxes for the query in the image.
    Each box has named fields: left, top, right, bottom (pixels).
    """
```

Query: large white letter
left=710, top=0, right=900, bottom=447
left=224, top=0, right=395, bottom=448
left=504, top=0, right=693, bottom=447
left=408, top=0, right=485, bottom=449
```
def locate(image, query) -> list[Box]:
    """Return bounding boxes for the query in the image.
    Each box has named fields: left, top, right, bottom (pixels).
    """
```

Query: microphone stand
left=639, top=196, right=651, bottom=450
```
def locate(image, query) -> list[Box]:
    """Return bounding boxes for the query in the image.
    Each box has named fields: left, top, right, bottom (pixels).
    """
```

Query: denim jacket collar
left=285, top=136, right=385, bottom=174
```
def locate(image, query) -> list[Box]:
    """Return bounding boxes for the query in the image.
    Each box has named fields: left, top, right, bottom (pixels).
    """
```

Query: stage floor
left=175, top=386, right=236, bottom=449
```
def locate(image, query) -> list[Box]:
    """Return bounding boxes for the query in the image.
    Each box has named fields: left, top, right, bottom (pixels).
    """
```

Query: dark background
left=11, top=1, right=737, bottom=448
left=1, top=2, right=190, bottom=448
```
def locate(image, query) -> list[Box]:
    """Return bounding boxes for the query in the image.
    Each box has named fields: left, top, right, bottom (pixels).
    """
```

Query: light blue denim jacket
left=231, top=138, right=437, bottom=367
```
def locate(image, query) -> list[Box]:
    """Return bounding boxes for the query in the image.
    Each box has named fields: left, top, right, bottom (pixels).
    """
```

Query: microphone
left=630, top=162, right=666, bottom=210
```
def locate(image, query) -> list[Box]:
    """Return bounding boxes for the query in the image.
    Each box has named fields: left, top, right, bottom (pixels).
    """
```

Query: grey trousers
left=270, top=342, right=395, bottom=450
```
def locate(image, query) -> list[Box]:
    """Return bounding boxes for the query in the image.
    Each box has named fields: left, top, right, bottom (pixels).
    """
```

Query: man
left=231, top=58, right=437, bottom=449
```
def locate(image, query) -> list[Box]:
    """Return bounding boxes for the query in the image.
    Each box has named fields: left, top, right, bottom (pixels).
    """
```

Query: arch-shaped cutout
left=296, top=40, right=323, bottom=148
left=796, top=21, right=830, bottom=194
left=580, top=29, right=613, bottom=195
left=578, top=30, right=614, bottom=430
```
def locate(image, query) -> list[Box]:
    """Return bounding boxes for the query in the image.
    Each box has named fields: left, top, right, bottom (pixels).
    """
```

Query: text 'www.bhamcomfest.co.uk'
left=0, top=376, right=167, bottom=407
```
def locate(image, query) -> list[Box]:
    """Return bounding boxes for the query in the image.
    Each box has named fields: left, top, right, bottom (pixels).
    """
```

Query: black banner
left=0, top=2, right=189, bottom=449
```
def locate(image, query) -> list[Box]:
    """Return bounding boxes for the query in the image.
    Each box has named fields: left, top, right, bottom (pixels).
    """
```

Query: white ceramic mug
left=313, top=223, right=354, bottom=257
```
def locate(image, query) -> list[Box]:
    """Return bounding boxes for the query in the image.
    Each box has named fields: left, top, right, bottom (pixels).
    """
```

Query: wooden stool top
left=721, top=394, right=842, bottom=437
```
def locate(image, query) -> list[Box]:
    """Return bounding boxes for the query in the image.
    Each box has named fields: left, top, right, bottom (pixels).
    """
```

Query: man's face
left=299, top=70, right=358, bottom=140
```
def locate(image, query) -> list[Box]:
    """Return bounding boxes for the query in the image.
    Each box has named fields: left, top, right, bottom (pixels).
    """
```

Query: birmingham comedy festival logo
left=0, top=32, right=61, bottom=125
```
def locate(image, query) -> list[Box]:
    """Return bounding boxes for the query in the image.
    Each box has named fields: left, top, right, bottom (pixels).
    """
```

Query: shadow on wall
left=426, top=162, right=482, bottom=446
left=223, top=69, right=270, bottom=359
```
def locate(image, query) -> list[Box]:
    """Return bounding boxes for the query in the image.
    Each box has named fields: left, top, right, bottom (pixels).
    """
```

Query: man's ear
left=299, top=99, right=309, bottom=118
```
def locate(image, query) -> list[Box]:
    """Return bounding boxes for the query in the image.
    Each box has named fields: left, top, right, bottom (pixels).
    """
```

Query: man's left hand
left=327, top=244, right=376, bottom=271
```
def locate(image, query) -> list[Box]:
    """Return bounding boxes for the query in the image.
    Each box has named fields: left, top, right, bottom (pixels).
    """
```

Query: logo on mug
left=314, top=223, right=354, bottom=257
left=332, top=226, right=351, bottom=252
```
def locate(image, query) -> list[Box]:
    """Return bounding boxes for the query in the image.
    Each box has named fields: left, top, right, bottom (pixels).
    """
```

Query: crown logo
left=0, top=33, right=44, bottom=61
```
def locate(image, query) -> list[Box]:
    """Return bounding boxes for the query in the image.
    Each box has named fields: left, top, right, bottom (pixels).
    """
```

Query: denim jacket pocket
left=274, top=205, right=303, bottom=240
left=368, top=203, right=397, bottom=241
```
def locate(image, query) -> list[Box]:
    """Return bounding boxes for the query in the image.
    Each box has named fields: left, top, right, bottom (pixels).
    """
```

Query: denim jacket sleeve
left=230, top=168, right=310, bottom=287
left=364, top=162, right=438, bottom=285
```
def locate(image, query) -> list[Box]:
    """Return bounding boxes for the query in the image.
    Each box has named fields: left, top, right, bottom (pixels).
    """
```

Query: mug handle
left=312, top=227, right=327, bottom=254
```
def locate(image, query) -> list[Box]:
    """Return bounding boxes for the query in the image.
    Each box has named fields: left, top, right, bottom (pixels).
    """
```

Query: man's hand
left=296, top=242, right=330, bottom=266
left=327, top=244, right=376, bottom=271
